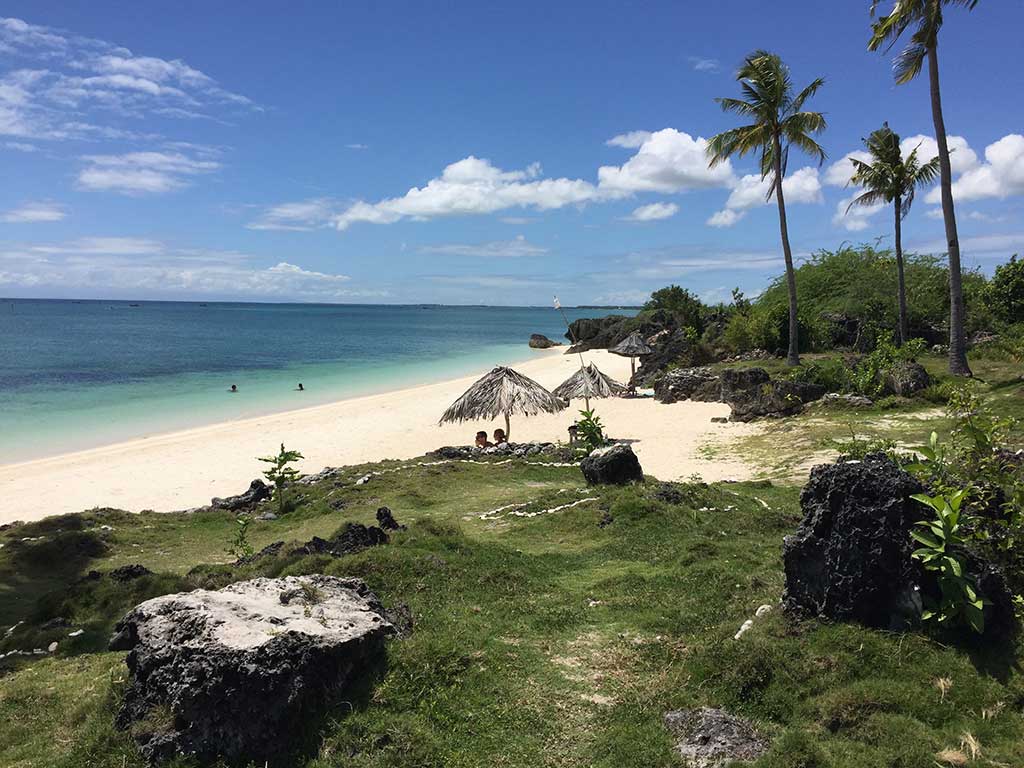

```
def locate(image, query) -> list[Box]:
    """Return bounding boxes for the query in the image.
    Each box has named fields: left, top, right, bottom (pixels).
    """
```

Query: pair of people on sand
left=475, top=429, right=507, bottom=448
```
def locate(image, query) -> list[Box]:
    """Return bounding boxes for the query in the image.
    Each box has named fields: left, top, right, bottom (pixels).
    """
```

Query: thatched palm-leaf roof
left=439, top=366, right=567, bottom=425
left=552, top=363, right=625, bottom=402
left=609, top=331, right=653, bottom=357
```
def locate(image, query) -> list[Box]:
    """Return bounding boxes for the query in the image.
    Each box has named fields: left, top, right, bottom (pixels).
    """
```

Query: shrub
left=786, top=358, right=853, bottom=393
left=258, top=443, right=304, bottom=515
left=985, top=254, right=1024, bottom=325
left=644, top=285, right=705, bottom=335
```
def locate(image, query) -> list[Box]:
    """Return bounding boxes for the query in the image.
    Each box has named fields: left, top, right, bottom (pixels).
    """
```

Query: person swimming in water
left=296, top=383, right=305, bottom=391
left=229, top=384, right=238, bottom=393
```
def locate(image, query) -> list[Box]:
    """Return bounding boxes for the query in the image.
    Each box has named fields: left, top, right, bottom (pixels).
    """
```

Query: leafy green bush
left=643, top=284, right=706, bottom=335
left=985, top=254, right=1024, bottom=326
left=850, top=334, right=925, bottom=397
left=574, top=409, right=606, bottom=452
left=910, top=490, right=985, bottom=634
left=786, top=358, right=853, bottom=393
left=258, top=442, right=305, bottom=515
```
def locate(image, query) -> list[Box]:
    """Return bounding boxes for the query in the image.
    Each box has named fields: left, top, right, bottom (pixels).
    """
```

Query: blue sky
left=1, top=1, right=1022, bottom=305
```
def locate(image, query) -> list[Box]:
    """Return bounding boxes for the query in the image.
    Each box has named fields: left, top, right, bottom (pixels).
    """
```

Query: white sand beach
left=0, top=349, right=758, bottom=524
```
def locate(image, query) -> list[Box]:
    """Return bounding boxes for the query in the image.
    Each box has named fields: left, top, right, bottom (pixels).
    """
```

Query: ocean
left=0, top=300, right=629, bottom=463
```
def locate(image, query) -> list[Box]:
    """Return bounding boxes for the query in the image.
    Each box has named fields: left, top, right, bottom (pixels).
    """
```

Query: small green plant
left=829, top=426, right=899, bottom=461
left=258, top=442, right=305, bottom=515
left=575, top=409, right=605, bottom=453
left=910, top=490, right=985, bottom=634
left=225, top=514, right=253, bottom=559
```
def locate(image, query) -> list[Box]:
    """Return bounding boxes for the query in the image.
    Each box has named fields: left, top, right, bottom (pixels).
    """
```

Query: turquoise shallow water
left=0, top=301, right=627, bottom=463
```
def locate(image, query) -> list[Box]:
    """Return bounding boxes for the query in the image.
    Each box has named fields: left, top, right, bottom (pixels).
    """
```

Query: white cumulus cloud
left=926, top=134, right=1024, bottom=204
left=332, top=156, right=601, bottom=230
left=626, top=202, right=679, bottom=221
left=597, top=128, right=734, bottom=194
left=707, top=167, right=822, bottom=227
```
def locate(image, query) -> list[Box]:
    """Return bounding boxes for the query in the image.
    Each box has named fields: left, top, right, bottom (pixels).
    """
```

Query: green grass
left=717, top=353, right=1023, bottom=481
left=1, top=451, right=1021, bottom=767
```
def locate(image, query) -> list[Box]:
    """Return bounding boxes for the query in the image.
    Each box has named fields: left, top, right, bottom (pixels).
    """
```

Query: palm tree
left=868, top=0, right=978, bottom=376
left=847, top=123, right=940, bottom=345
left=707, top=51, right=827, bottom=366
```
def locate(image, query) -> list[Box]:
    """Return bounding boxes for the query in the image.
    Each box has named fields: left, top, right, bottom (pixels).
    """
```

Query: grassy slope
left=1, top=353, right=1022, bottom=766
left=1, top=445, right=1022, bottom=767
left=714, top=354, right=1024, bottom=482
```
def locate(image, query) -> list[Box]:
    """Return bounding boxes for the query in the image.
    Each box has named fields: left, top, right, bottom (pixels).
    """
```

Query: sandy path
left=0, top=349, right=758, bottom=524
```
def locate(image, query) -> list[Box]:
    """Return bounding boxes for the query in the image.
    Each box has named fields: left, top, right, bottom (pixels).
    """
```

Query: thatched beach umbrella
left=439, top=366, right=567, bottom=441
left=552, top=363, right=625, bottom=411
left=609, top=331, right=654, bottom=378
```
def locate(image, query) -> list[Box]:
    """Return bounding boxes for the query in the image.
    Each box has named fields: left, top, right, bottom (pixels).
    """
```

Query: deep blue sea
left=0, top=300, right=626, bottom=462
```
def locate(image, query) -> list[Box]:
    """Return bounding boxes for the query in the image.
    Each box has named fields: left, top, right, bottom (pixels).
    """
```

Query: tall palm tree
left=707, top=51, right=827, bottom=366
left=868, top=0, right=978, bottom=376
left=847, top=123, right=940, bottom=345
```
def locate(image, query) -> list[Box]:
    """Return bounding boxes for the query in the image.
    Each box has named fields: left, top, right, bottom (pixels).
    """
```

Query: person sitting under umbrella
left=475, top=430, right=492, bottom=448
left=493, top=428, right=508, bottom=445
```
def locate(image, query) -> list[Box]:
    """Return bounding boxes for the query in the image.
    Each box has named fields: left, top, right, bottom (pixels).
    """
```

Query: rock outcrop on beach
left=782, top=454, right=1016, bottom=635
left=580, top=444, right=644, bottom=485
left=528, top=333, right=561, bottom=349
left=210, top=479, right=271, bottom=512
left=630, top=329, right=712, bottom=388
left=653, top=366, right=825, bottom=421
left=110, top=575, right=393, bottom=766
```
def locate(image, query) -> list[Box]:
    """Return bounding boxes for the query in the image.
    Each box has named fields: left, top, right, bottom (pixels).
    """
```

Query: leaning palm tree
left=439, top=366, right=566, bottom=441
left=868, top=0, right=977, bottom=376
left=847, top=123, right=940, bottom=345
left=707, top=51, right=827, bottom=366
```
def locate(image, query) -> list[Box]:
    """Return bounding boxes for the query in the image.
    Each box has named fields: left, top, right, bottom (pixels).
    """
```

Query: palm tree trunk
left=894, top=194, right=909, bottom=346
left=773, top=133, right=800, bottom=366
left=928, top=42, right=971, bottom=376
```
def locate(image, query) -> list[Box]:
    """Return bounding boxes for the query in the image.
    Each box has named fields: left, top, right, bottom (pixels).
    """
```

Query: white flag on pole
left=553, top=296, right=561, bottom=309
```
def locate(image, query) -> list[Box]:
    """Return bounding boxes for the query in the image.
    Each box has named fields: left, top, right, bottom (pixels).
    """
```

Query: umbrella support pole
left=505, top=412, right=511, bottom=442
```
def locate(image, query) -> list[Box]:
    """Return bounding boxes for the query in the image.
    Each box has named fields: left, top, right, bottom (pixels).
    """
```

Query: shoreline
left=0, top=349, right=759, bottom=524
left=1, top=342, right=549, bottom=465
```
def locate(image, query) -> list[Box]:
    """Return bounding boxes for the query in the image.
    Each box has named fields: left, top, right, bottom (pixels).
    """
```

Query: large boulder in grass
left=884, top=361, right=932, bottom=397
left=110, top=576, right=393, bottom=765
left=783, top=454, right=926, bottom=630
left=581, top=443, right=643, bottom=485
left=784, top=454, right=1018, bottom=636
left=211, top=479, right=271, bottom=511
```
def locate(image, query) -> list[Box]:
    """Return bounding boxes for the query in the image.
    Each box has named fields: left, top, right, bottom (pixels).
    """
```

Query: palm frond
left=790, top=77, right=826, bottom=113
left=846, top=188, right=889, bottom=213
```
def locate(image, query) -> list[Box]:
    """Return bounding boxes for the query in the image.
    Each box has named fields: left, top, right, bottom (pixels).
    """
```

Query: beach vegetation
left=259, top=443, right=305, bottom=515
left=910, top=490, right=985, bottom=633
left=985, top=255, right=1024, bottom=326
left=708, top=50, right=827, bottom=367
left=225, top=514, right=254, bottom=559
left=574, top=408, right=606, bottom=453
